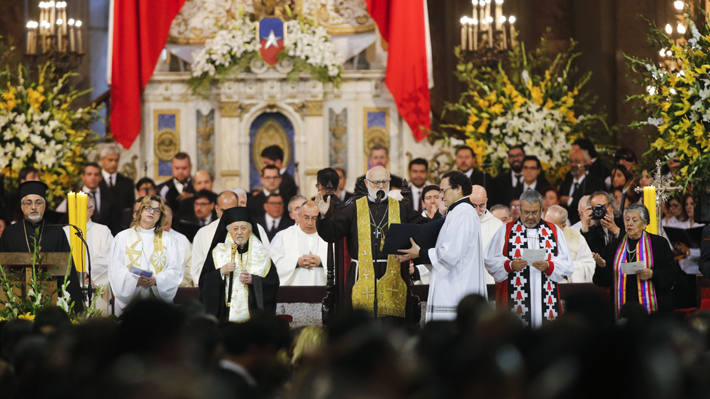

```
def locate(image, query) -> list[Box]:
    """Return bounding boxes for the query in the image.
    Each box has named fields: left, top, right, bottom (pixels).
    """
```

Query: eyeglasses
left=143, top=206, right=161, bottom=214
left=263, top=175, right=281, bottom=180
left=440, top=186, right=457, bottom=195
left=22, top=200, right=45, bottom=207
left=267, top=201, right=284, bottom=206
left=522, top=210, right=541, bottom=217
left=301, top=215, right=319, bottom=222
left=367, top=179, right=390, bottom=187
left=138, top=186, right=155, bottom=193
left=522, top=166, right=539, bottom=171
left=194, top=201, right=212, bottom=207
left=509, top=153, right=525, bottom=159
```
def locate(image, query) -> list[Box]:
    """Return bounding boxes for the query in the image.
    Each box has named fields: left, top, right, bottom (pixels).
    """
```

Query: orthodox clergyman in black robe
left=0, top=181, right=84, bottom=312
left=199, top=207, right=279, bottom=321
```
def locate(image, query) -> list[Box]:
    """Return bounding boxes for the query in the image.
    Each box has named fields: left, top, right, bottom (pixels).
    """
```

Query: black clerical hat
left=19, top=180, right=48, bottom=199
left=221, top=206, right=253, bottom=227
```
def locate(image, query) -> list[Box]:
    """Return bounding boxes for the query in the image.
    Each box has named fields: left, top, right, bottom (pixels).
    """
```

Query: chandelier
left=25, top=1, right=84, bottom=71
left=459, top=0, right=518, bottom=68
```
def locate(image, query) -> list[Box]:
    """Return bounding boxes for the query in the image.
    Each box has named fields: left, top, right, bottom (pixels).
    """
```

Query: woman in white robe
left=108, top=195, right=184, bottom=315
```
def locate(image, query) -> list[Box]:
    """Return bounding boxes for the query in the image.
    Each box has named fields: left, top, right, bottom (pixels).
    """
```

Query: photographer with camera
left=581, top=191, right=624, bottom=255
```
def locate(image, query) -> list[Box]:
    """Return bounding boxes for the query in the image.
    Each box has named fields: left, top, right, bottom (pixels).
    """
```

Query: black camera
left=592, top=204, right=607, bottom=220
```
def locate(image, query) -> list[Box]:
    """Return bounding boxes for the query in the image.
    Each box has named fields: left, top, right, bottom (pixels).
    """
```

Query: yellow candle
left=644, top=186, right=657, bottom=235
left=76, top=193, right=87, bottom=272
left=67, top=192, right=80, bottom=270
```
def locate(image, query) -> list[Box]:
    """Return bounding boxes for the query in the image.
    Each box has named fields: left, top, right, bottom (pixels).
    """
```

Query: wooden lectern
left=0, top=253, right=70, bottom=309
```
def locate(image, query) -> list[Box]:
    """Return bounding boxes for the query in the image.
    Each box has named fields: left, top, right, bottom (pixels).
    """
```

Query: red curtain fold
left=111, top=0, right=186, bottom=149
left=364, top=0, right=431, bottom=141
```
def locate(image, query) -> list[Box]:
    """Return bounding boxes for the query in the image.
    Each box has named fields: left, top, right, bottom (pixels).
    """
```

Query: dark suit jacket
left=100, top=173, right=134, bottom=234
left=177, top=211, right=218, bottom=242
left=215, top=365, right=258, bottom=399
left=559, top=174, right=604, bottom=224
left=157, top=178, right=196, bottom=229
left=699, top=225, right=710, bottom=278
left=357, top=173, right=404, bottom=189
left=256, top=214, right=294, bottom=241
left=280, top=171, right=298, bottom=205
left=581, top=217, right=626, bottom=255
left=495, top=170, right=552, bottom=206
left=510, top=179, right=552, bottom=203
left=463, top=168, right=500, bottom=205
left=89, top=187, right=117, bottom=232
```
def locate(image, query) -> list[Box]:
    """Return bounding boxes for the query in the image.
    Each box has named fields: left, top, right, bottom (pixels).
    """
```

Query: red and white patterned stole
left=502, top=219, right=561, bottom=327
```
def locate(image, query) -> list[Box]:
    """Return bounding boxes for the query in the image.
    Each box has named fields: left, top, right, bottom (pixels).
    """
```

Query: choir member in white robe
left=269, top=201, right=327, bottom=286
left=108, top=195, right=184, bottom=315
left=190, top=190, right=270, bottom=286
left=484, top=190, right=574, bottom=328
left=63, top=195, right=113, bottom=314
left=398, top=172, right=488, bottom=321
left=469, top=185, right=504, bottom=285
left=544, top=205, right=595, bottom=283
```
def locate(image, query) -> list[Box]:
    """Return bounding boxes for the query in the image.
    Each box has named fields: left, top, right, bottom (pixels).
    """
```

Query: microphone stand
left=69, top=224, right=93, bottom=307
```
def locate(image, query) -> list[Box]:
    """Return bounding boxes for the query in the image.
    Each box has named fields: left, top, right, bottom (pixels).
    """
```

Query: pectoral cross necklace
left=370, top=207, right=388, bottom=250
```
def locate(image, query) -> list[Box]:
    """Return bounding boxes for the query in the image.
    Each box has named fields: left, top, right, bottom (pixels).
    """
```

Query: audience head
left=193, top=189, right=217, bottom=220
left=334, top=167, right=347, bottom=191
left=569, top=148, right=589, bottom=178
left=589, top=191, right=621, bottom=219
left=229, top=188, right=248, bottom=207
left=163, top=205, right=173, bottom=231
left=542, top=188, right=559, bottom=213
left=221, top=314, right=291, bottom=378
left=216, top=190, right=239, bottom=218
left=193, top=170, right=214, bottom=192
left=18, top=166, right=40, bottom=184
left=299, top=201, right=319, bottom=234
left=261, top=164, right=282, bottom=192
left=683, top=193, right=696, bottom=222
left=610, top=164, right=632, bottom=190
left=365, top=165, right=391, bottom=199
left=666, top=195, right=684, bottom=221
left=408, top=158, right=429, bottom=188
left=613, top=147, right=638, bottom=169
left=131, top=195, right=167, bottom=231
left=543, top=205, right=568, bottom=228
left=623, top=203, right=650, bottom=239
left=455, top=146, right=476, bottom=173
left=368, top=144, right=390, bottom=168
left=509, top=199, right=521, bottom=220
left=421, top=185, right=441, bottom=213
left=288, top=195, right=308, bottom=223
left=81, top=162, right=102, bottom=190
left=316, top=168, right=340, bottom=195
left=99, top=143, right=122, bottom=174
left=469, top=185, right=488, bottom=217
left=261, top=145, right=286, bottom=169
left=519, top=189, right=543, bottom=228
left=441, top=171, right=472, bottom=208
left=508, top=145, right=525, bottom=173
left=264, top=194, right=284, bottom=218
left=490, top=204, right=511, bottom=223
left=136, top=177, right=157, bottom=197
left=521, top=155, right=541, bottom=184
left=572, top=138, right=598, bottom=159
left=172, top=152, right=192, bottom=183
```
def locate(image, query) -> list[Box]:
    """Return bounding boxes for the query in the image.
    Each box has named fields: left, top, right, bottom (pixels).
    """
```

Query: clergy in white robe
left=544, top=205, right=595, bottom=283
left=190, top=190, right=270, bottom=286
left=470, top=185, right=505, bottom=285
left=484, top=190, right=574, bottom=328
left=162, top=205, right=193, bottom=286
left=108, top=195, right=184, bottom=315
left=269, top=201, right=327, bottom=286
left=398, top=172, right=488, bottom=321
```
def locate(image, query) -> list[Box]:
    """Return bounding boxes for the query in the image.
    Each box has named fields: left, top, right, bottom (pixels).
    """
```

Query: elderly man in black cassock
left=0, top=181, right=84, bottom=312
left=199, top=207, right=279, bottom=321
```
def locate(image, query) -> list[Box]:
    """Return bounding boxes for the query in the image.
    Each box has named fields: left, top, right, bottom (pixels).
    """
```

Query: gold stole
left=125, top=227, right=166, bottom=274
left=212, top=233, right=271, bottom=322
left=352, top=196, right=406, bottom=318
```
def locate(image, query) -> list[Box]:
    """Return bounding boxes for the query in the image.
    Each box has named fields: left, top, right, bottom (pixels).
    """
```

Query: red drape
left=364, top=0, right=431, bottom=141
left=111, top=0, right=186, bottom=149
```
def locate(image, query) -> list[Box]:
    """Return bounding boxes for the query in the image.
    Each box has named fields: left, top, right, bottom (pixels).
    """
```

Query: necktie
left=516, top=175, right=523, bottom=187
left=271, top=220, right=276, bottom=232
left=414, top=189, right=421, bottom=212
left=90, top=191, right=98, bottom=213
left=109, top=175, right=114, bottom=188
left=573, top=182, right=579, bottom=193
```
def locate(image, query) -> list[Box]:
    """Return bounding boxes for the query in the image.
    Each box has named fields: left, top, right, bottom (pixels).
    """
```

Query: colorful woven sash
left=612, top=232, right=657, bottom=318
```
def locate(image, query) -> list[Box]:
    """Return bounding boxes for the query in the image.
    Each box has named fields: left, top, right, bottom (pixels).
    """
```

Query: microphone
left=46, top=223, right=94, bottom=306
left=375, top=190, right=386, bottom=203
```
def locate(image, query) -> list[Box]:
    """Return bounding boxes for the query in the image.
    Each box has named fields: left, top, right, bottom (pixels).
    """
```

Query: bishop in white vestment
left=269, top=201, right=327, bottom=286
left=108, top=196, right=184, bottom=315
left=469, top=185, right=504, bottom=285
left=398, top=172, right=488, bottom=321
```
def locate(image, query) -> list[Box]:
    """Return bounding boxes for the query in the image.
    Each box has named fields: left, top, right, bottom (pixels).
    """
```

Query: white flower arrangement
left=189, top=16, right=343, bottom=95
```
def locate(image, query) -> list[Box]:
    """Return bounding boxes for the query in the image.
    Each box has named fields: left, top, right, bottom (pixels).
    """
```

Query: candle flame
left=75, top=20, right=82, bottom=27
left=509, top=16, right=516, bottom=24
left=665, top=24, right=673, bottom=34
left=673, top=1, right=684, bottom=10
left=677, top=23, right=686, bottom=34
left=68, top=18, right=75, bottom=25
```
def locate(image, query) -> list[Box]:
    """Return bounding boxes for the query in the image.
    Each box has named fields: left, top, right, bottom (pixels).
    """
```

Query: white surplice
left=63, top=220, right=113, bottom=286
left=426, top=198, right=488, bottom=322
left=190, top=218, right=270, bottom=287
left=563, top=227, right=596, bottom=283
left=479, top=210, right=504, bottom=285
left=484, top=222, right=574, bottom=328
left=269, top=225, right=327, bottom=286
left=108, top=227, right=183, bottom=315
left=168, top=228, right=194, bottom=287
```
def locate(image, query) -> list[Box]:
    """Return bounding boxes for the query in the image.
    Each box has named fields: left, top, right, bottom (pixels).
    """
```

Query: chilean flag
left=364, top=0, right=433, bottom=141
left=109, top=0, right=186, bottom=149
left=259, top=18, right=285, bottom=66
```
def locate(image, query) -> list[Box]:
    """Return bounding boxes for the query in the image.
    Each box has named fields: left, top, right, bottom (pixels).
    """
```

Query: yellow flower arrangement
left=439, top=36, right=607, bottom=187
left=628, top=6, right=710, bottom=191
left=0, top=64, right=100, bottom=206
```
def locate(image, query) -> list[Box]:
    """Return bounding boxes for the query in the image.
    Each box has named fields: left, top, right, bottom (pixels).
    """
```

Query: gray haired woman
left=592, top=203, right=677, bottom=319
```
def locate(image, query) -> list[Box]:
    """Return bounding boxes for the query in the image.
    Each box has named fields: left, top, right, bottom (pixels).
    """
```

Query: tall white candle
left=500, top=16, right=507, bottom=49
left=509, top=16, right=516, bottom=49
left=473, top=19, right=479, bottom=50
left=68, top=19, right=75, bottom=52
left=48, top=1, right=56, bottom=32
left=495, top=0, right=503, bottom=30
left=460, top=17, right=467, bottom=50
left=488, top=16, right=493, bottom=47
left=76, top=20, right=83, bottom=53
